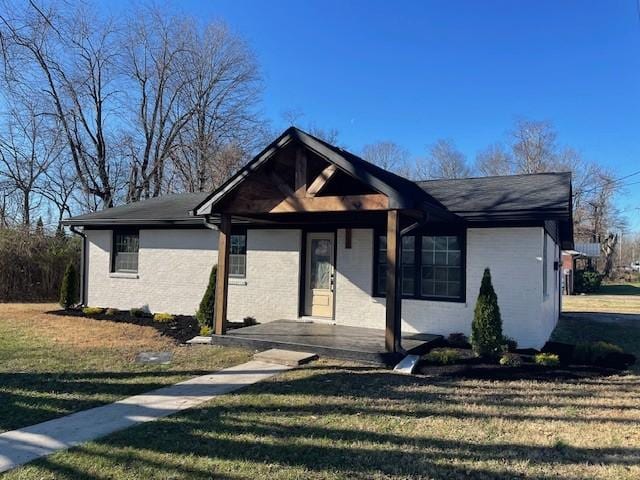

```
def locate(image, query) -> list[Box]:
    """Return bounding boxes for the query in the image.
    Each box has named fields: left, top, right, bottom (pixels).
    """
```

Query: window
left=374, top=232, right=464, bottom=301
left=112, top=230, right=139, bottom=273
left=401, top=236, right=416, bottom=295
left=421, top=235, right=462, bottom=299
left=229, top=232, right=247, bottom=278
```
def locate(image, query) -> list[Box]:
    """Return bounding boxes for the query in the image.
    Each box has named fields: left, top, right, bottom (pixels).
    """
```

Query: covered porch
left=193, top=127, right=459, bottom=363
left=209, top=320, right=442, bottom=365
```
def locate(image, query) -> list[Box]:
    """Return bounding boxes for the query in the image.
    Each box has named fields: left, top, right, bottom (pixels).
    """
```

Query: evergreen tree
left=471, top=268, right=503, bottom=358
left=196, top=265, right=217, bottom=327
left=59, top=262, right=78, bottom=309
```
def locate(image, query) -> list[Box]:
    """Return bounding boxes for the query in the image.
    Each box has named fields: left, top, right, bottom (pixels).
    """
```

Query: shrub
left=574, top=270, right=603, bottom=294
left=82, top=306, right=104, bottom=315
left=130, top=308, right=146, bottom=318
left=243, top=316, right=257, bottom=326
left=59, top=262, right=78, bottom=309
left=573, top=341, right=623, bottom=366
left=535, top=353, right=560, bottom=367
left=499, top=352, right=522, bottom=367
left=105, top=308, right=119, bottom=316
left=199, top=325, right=212, bottom=336
left=447, top=333, right=469, bottom=348
left=196, top=265, right=217, bottom=327
left=471, top=268, right=503, bottom=359
left=424, top=348, right=463, bottom=365
left=502, top=336, right=518, bottom=353
left=153, top=312, right=175, bottom=323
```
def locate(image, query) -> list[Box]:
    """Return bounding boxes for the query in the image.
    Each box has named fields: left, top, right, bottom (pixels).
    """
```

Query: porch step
left=253, top=349, right=318, bottom=366
left=186, top=336, right=212, bottom=345
left=393, top=354, right=421, bottom=374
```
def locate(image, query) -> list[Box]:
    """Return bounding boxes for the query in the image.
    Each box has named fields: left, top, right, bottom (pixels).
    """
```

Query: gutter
left=69, top=226, right=87, bottom=307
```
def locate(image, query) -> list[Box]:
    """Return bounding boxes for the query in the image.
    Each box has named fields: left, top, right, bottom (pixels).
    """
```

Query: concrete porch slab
left=253, top=348, right=318, bottom=366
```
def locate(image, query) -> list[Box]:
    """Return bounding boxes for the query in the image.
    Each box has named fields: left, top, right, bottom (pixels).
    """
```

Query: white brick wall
left=85, top=228, right=301, bottom=320
left=335, top=227, right=558, bottom=349
left=85, top=225, right=559, bottom=348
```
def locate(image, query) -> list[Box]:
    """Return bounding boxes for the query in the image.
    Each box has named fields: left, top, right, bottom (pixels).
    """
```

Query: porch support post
left=385, top=209, right=402, bottom=353
left=214, top=213, right=231, bottom=335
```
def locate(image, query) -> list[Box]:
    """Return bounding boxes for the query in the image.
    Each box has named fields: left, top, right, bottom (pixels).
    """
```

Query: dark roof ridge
left=416, top=171, right=571, bottom=183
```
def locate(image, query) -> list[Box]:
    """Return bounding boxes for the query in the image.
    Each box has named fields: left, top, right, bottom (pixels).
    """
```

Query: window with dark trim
left=229, top=231, right=247, bottom=278
left=112, top=230, right=139, bottom=273
left=374, top=231, right=465, bottom=301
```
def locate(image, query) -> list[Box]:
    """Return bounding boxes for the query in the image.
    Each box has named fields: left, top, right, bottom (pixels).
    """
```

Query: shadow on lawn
left=0, top=369, right=213, bottom=432
left=24, top=367, right=640, bottom=480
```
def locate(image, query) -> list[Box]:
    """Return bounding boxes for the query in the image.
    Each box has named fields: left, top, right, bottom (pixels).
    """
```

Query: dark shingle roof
left=416, top=172, right=572, bottom=221
left=64, top=128, right=572, bottom=235
left=63, top=192, right=209, bottom=226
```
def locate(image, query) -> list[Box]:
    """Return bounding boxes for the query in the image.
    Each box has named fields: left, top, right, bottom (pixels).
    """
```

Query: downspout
left=69, top=225, right=87, bottom=307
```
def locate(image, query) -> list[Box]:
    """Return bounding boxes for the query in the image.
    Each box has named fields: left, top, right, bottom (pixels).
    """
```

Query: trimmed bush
left=130, top=308, right=146, bottom=318
left=471, top=268, right=503, bottom=359
left=105, top=308, right=120, bottom=316
left=447, top=332, right=470, bottom=348
left=196, top=265, right=217, bottom=327
left=535, top=353, right=560, bottom=367
left=499, top=353, right=522, bottom=367
left=502, top=336, right=518, bottom=353
left=59, top=262, right=78, bottom=309
left=424, top=348, right=463, bottom=365
left=82, top=306, right=104, bottom=315
left=153, top=312, right=175, bottom=323
left=243, top=316, right=257, bottom=326
left=573, top=341, right=623, bottom=366
left=574, top=270, right=603, bottom=294
left=199, top=325, right=212, bottom=336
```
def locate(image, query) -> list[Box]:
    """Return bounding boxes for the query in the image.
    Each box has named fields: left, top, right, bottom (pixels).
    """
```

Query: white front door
left=305, top=232, right=335, bottom=318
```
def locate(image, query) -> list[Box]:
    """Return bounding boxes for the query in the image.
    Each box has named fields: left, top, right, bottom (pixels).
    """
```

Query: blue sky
left=111, top=0, right=640, bottom=230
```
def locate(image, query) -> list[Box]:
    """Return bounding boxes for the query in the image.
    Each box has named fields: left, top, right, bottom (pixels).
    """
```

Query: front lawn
left=0, top=303, right=250, bottom=433
left=5, top=313, right=640, bottom=480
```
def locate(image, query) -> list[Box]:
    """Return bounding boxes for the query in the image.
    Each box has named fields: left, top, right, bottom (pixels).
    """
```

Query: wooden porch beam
left=306, top=164, right=337, bottom=197
left=224, top=193, right=389, bottom=215
left=214, top=213, right=231, bottom=335
left=295, top=148, right=307, bottom=197
left=385, top=209, right=402, bottom=353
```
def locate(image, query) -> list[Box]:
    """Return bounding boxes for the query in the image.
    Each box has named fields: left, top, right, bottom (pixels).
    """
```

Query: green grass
left=598, top=282, right=640, bottom=296
left=4, top=313, right=640, bottom=480
left=0, top=304, right=250, bottom=433
left=5, top=360, right=639, bottom=480
left=552, top=315, right=640, bottom=372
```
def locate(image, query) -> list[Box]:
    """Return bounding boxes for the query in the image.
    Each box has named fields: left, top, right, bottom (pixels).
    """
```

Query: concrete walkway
left=0, top=360, right=291, bottom=473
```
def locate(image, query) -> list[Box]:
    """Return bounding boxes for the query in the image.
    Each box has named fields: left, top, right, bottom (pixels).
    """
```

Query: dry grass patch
left=0, top=303, right=250, bottom=432
left=563, top=294, right=640, bottom=314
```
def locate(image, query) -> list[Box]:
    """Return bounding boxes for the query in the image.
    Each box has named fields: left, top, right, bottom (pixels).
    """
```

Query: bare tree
left=168, top=19, right=264, bottom=192
left=475, top=143, right=513, bottom=176
left=417, top=139, right=471, bottom=179
left=361, top=141, right=412, bottom=177
left=37, top=156, right=77, bottom=230
left=510, top=119, right=557, bottom=174
left=0, top=0, right=121, bottom=209
left=0, top=97, right=63, bottom=225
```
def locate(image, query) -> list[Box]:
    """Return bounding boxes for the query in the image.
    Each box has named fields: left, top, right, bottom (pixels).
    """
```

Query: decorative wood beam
left=295, top=148, right=307, bottom=197
left=385, top=209, right=402, bottom=353
left=223, top=194, right=389, bottom=215
left=269, top=171, right=295, bottom=198
left=214, top=213, right=231, bottom=335
left=306, top=164, right=337, bottom=197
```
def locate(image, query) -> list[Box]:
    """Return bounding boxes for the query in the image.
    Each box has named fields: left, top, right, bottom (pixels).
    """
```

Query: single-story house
left=63, top=127, right=573, bottom=355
